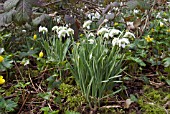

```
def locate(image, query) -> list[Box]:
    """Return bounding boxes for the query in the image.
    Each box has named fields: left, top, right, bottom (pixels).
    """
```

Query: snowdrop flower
left=88, top=39, right=95, bottom=44
left=133, top=9, right=139, bottom=14
left=87, top=13, right=94, bottom=20
left=67, top=28, right=74, bottom=36
left=123, top=32, right=135, bottom=38
left=97, top=27, right=109, bottom=35
left=58, top=29, right=67, bottom=38
left=103, top=19, right=108, bottom=23
left=39, top=26, right=48, bottom=34
left=156, top=12, right=161, bottom=18
left=52, top=26, right=58, bottom=32
left=109, top=29, right=121, bottom=37
left=118, top=38, right=130, bottom=48
left=112, top=38, right=120, bottom=46
left=22, top=30, right=26, bottom=32
left=104, top=33, right=109, bottom=39
left=83, top=20, right=92, bottom=29
left=160, top=21, right=164, bottom=27
left=94, top=12, right=101, bottom=19
left=87, top=32, right=95, bottom=38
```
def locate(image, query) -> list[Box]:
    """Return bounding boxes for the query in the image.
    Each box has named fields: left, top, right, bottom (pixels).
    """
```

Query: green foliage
left=0, top=97, right=18, bottom=113
left=69, top=37, right=124, bottom=107
left=138, top=86, right=169, bottom=114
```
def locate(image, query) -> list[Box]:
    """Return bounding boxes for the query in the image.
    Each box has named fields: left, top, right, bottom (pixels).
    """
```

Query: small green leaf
left=165, top=79, right=170, bottom=86
left=163, top=57, right=170, bottom=67
left=130, top=94, right=138, bottom=102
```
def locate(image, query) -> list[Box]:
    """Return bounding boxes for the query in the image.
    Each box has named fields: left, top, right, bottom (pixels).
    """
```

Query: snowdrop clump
left=112, top=37, right=130, bottom=48
left=52, top=26, right=74, bottom=39
left=87, top=11, right=101, bottom=20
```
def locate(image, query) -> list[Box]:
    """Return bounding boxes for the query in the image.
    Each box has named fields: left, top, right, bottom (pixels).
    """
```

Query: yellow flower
left=0, top=76, right=5, bottom=85
left=79, top=34, right=83, bottom=37
left=30, top=47, right=34, bottom=50
left=33, top=34, right=37, bottom=40
left=0, top=56, right=4, bottom=62
left=39, top=51, right=44, bottom=58
left=145, top=35, right=153, bottom=42
left=166, top=29, right=170, bottom=32
left=151, top=28, right=155, bottom=32
left=114, top=22, right=119, bottom=26
left=76, top=42, right=80, bottom=46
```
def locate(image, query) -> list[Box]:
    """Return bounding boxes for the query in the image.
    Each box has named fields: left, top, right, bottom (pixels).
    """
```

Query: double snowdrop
left=83, top=20, right=92, bottom=29
left=39, top=26, right=48, bottom=34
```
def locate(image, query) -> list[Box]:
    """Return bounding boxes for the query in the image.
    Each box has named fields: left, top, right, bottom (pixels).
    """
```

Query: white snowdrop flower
left=133, top=9, right=139, bottom=14
left=104, top=33, right=109, bottom=39
left=57, top=26, right=67, bottom=33
left=67, top=28, right=74, bottom=36
left=58, top=29, right=67, bottom=38
left=118, top=38, right=130, bottom=48
left=156, top=12, right=161, bottom=18
left=88, top=39, right=95, bottom=44
left=123, top=32, right=135, bottom=38
left=22, top=30, right=26, bottom=33
left=39, top=26, right=48, bottom=34
left=109, top=29, right=121, bottom=37
left=94, top=12, right=101, bottom=19
left=87, top=13, right=94, bottom=19
left=112, top=38, right=119, bottom=46
left=103, top=19, right=109, bottom=23
left=83, top=20, right=92, bottom=29
left=97, top=27, right=109, bottom=35
left=163, top=18, right=168, bottom=22
left=87, top=32, right=95, bottom=38
left=160, top=21, right=164, bottom=27
left=52, top=26, right=58, bottom=32
left=57, top=16, right=61, bottom=23
left=113, top=7, right=119, bottom=11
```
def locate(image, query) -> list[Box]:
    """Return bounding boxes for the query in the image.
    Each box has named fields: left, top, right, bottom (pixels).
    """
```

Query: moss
left=138, top=85, right=169, bottom=114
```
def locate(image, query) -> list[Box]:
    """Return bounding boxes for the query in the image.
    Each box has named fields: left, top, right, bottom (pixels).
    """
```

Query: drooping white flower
left=133, top=9, right=139, bottom=14
left=94, top=12, right=101, bottom=19
left=88, top=39, right=95, bottom=44
left=39, top=26, right=48, bottom=34
left=109, top=29, right=121, bottom=37
left=57, top=26, right=67, bottom=33
left=89, top=53, right=92, bottom=59
left=87, top=32, right=95, bottom=38
left=160, top=21, right=164, bottom=27
left=83, top=20, right=92, bottom=29
left=123, top=32, right=135, bottom=38
left=104, top=33, right=109, bottom=39
left=52, top=26, right=58, bottom=32
left=118, top=38, right=130, bottom=48
left=112, top=38, right=120, bottom=46
left=67, top=28, right=74, bottom=36
left=156, top=12, right=161, bottom=18
left=97, top=27, right=109, bottom=35
left=58, top=29, right=67, bottom=39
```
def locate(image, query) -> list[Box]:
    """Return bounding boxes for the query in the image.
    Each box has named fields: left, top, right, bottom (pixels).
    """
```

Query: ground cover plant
left=0, top=0, right=170, bottom=113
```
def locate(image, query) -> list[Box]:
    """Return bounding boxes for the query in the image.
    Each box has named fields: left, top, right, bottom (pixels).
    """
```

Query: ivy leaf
left=14, top=0, right=32, bottom=25
left=3, top=0, right=20, bottom=11
left=163, top=57, right=170, bottom=67
left=165, top=79, right=170, bottom=86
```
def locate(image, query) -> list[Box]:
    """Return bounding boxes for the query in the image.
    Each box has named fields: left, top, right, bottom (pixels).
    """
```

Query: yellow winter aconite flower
left=33, top=34, right=37, bottom=40
left=151, top=28, right=154, bottom=32
left=166, top=29, right=170, bottom=32
left=0, top=56, right=4, bottom=62
left=0, top=76, right=5, bottom=85
left=39, top=51, right=44, bottom=58
left=145, top=35, right=153, bottom=42
left=114, top=22, right=119, bottom=26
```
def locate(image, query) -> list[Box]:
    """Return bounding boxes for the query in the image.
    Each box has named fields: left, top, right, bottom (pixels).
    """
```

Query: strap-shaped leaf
left=14, top=0, right=32, bottom=24
left=3, top=0, right=20, bottom=11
